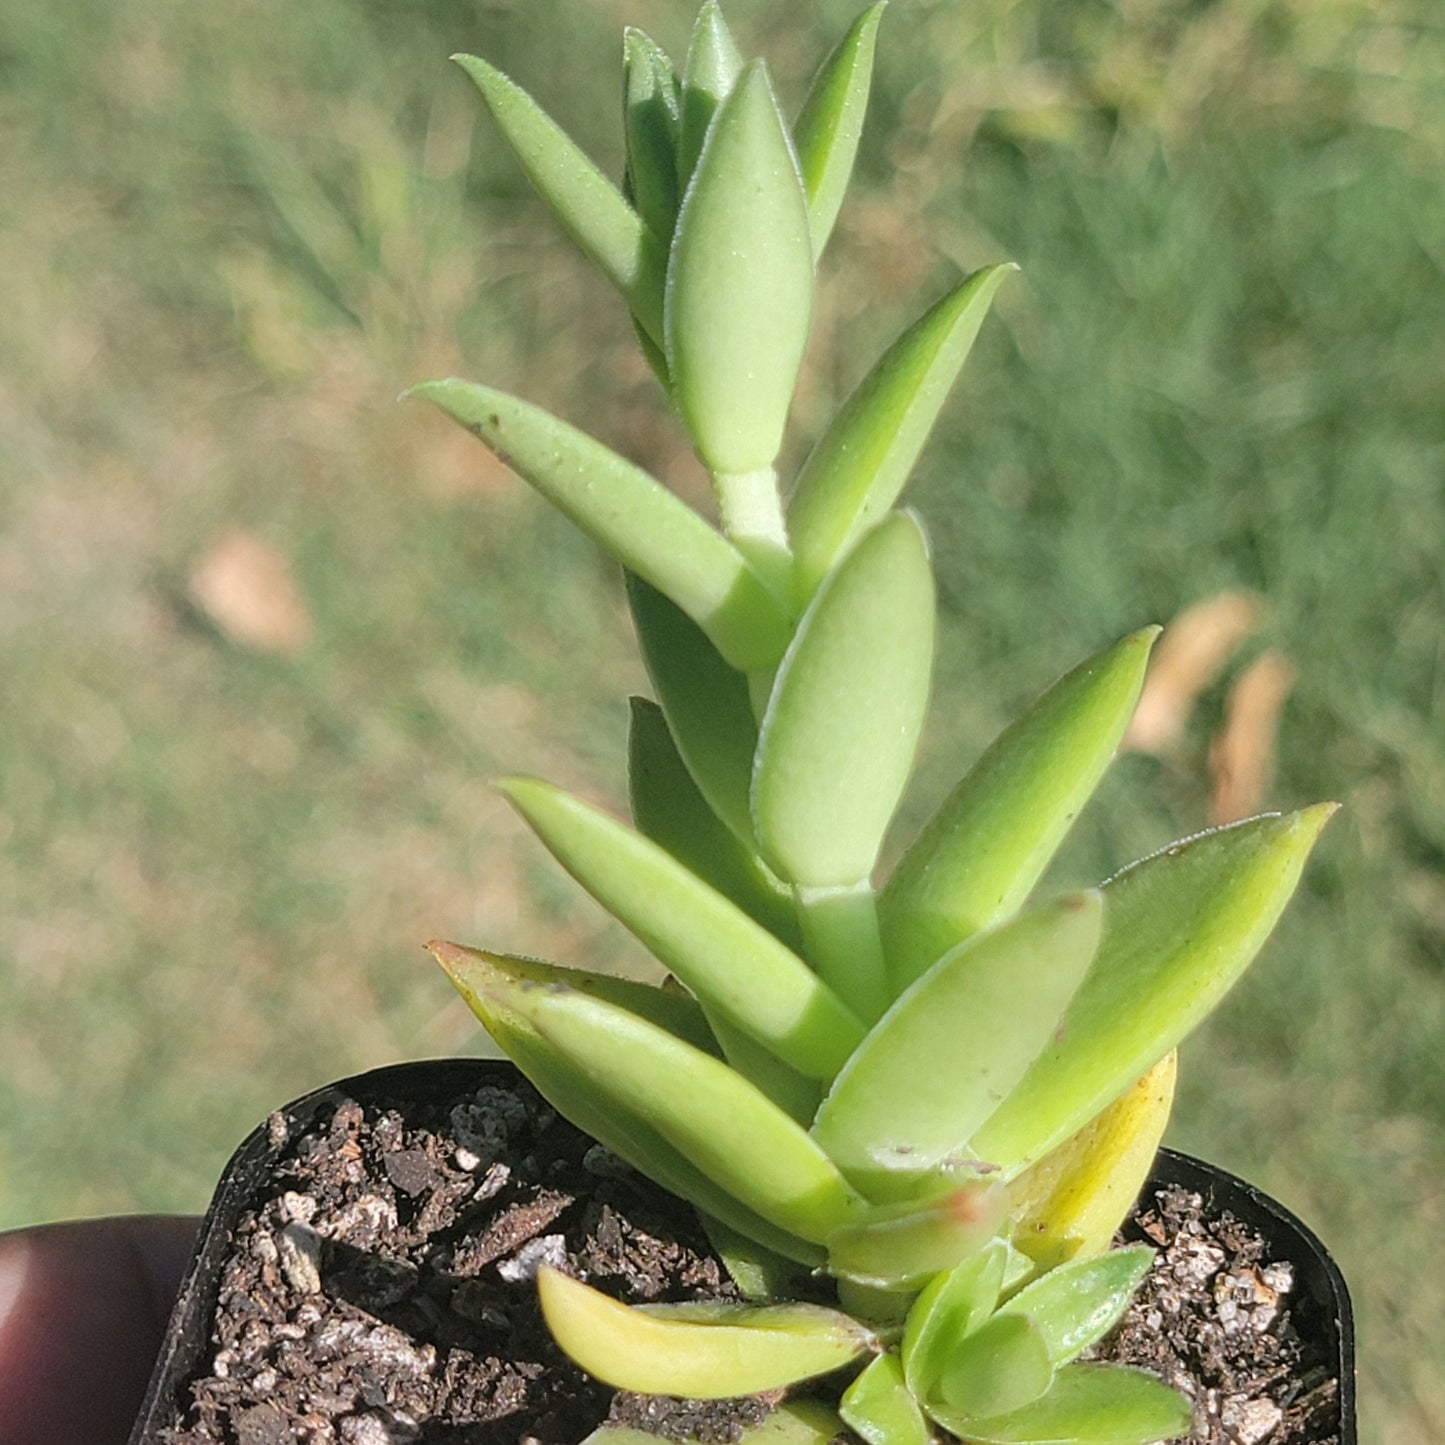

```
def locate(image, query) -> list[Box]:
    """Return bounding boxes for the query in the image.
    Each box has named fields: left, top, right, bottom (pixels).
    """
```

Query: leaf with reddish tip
left=538, top=1267, right=876, bottom=1397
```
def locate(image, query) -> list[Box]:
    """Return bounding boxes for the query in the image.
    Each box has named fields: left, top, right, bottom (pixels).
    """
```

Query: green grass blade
left=788, top=265, right=1014, bottom=604
left=430, top=941, right=719, bottom=1055
left=627, top=573, right=762, bottom=846
left=623, top=29, right=682, bottom=246
left=932, top=1313, right=1054, bottom=1420
left=935, top=1363, right=1193, bottom=1445
left=793, top=3, right=886, bottom=260
left=436, top=950, right=823, bottom=1264
left=825, top=1183, right=1007, bottom=1289
left=678, top=0, right=744, bottom=185
left=498, top=776, right=866, bottom=1080
left=628, top=697, right=800, bottom=947
left=999, top=1246, right=1155, bottom=1366
left=753, top=512, right=935, bottom=890
left=539, top=1267, right=876, bottom=1397
left=510, top=981, right=864, bottom=1243
left=451, top=55, right=665, bottom=342
left=881, top=627, right=1159, bottom=993
left=812, top=894, right=1102, bottom=1199
left=667, top=60, right=814, bottom=478
left=839, top=1352, right=931, bottom=1445
left=971, top=805, right=1339, bottom=1175
left=407, top=380, right=791, bottom=672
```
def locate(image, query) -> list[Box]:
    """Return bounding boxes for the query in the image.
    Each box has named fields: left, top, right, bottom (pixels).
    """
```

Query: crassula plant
left=408, top=6, right=1334, bottom=1444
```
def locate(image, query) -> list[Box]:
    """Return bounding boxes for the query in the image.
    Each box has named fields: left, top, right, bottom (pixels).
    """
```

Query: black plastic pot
left=127, top=1059, right=1357, bottom=1444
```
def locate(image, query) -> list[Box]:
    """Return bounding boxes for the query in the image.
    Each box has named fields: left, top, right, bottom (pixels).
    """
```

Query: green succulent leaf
left=840, top=1352, right=932, bottom=1445
left=538, top=1267, right=877, bottom=1398
left=678, top=0, right=745, bottom=184
left=753, top=511, right=935, bottom=890
left=699, top=1212, right=819, bottom=1301
left=881, top=627, right=1159, bottom=993
left=628, top=697, right=798, bottom=947
left=581, top=1402, right=845, bottom=1445
left=971, top=804, right=1338, bottom=1175
left=451, top=54, right=665, bottom=342
left=702, top=1005, right=824, bottom=1124
left=793, top=2, right=886, bottom=259
left=436, top=949, right=823, bottom=1264
left=901, top=1241, right=1008, bottom=1398
left=627, top=573, right=762, bottom=847
left=623, top=29, right=683, bottom=245
left=932, top=1362, right=1194, bottom=1445
left=497, top=776, right=866, bottom=1080
left=458, top=957, right=862, bottom=1242
left=812, top=893, right=1102, bottom=1200
left=825, top=1183, right=1008, bottom=1289
left=999, top=1246, right=1155, bottom=1367
left=932, top=1312, right=1055, bottom=1421
left=407, top=380, right=791, bottom=672
left=430, top=941, right=719, bottom=1055
left=789, top=264, right=1014, bottom=605
left=667, top=60, right=814, bottom=478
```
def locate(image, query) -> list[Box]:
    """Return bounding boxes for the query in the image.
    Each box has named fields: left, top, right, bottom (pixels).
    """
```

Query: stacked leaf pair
left=412, top=5, right=1332, bottom=1443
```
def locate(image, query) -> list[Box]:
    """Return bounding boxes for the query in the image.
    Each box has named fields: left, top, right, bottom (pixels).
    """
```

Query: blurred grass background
left=1, top=0, right=1441, bottom=1438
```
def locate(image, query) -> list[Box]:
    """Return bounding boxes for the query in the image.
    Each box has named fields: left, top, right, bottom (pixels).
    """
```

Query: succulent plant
left=410, top=6, right=1334, bottom=1443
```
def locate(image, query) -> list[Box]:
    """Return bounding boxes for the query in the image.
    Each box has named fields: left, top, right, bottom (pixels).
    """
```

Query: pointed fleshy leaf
left=933, top=1363, right=1194, bottom=1445
left=840, top=1352, right=931, bottom=1445
left=431, top=942, right=719, bottom=1056
left=753, top=512, right=935, bottom=889
left=703, top=1005, right=823, bottom=1125
left=629, top=697, right=799, bottom=947
left=499, top=777, right=865, bottom=1080
left=788, top=265, right=1013, bottom=603
left=504, top=975, right=861, bottom=1242
left=699, top=1212, right=818, bottom=1301
left=882, top=627, right=1160, bottom=992
left=793, top=3, right=885, bottom=259
left=1009, top=1052, right=1177, bottom=1272
left=971, top=805, right=1338, bottom=1175
left=901, top=1242, right=1007, bottom=1399
left=623, top=29, right=682, bottom=244
left=813, top=894, right=1101, bottom=1199
left=538, top=1267, right=876, bottom=1398
left=1000, top=1246, right=1155, bottom=1367
left=678, top=0, right=745, bottom=184
left=408, top=381, right=791, bottom=672
left=440, top=962, right=822, bottom=1265
left=667, top=60, right=814, bottom=477
left=933, top=1312, right=1054, bottom=1420
left=452, top=55, right=665, bottom=342
left=825, top=1183, right=1007, bottom=1289
left=627, top=573, right=761, bottom=847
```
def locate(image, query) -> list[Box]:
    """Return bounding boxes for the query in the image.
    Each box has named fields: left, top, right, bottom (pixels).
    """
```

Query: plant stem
left=796, top=881, right=891, bottom=1026
left=713, top=465, right=793, bottom=603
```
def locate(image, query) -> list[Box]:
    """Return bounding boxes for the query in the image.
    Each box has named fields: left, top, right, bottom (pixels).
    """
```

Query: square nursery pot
left=128, top=1059, right=1356, bottom=1445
